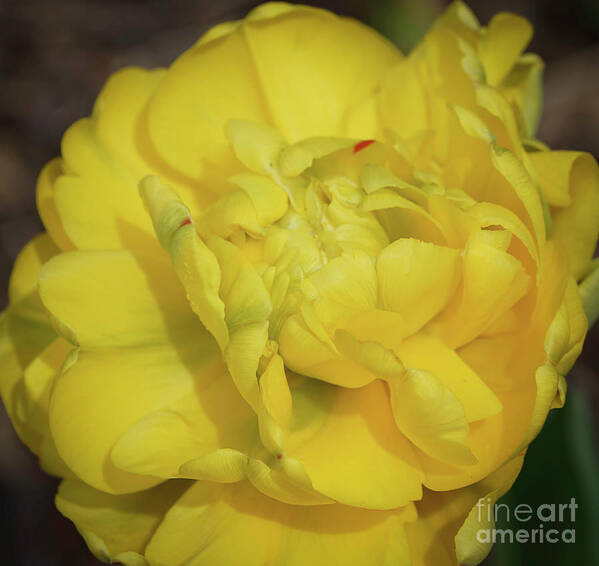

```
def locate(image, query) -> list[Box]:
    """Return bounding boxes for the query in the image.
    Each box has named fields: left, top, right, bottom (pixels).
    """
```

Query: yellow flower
left=1, top=2, right=598, bottom=565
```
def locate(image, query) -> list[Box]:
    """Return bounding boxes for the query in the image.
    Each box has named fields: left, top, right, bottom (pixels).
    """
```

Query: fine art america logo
left=476, top=498, right=578, bottom=544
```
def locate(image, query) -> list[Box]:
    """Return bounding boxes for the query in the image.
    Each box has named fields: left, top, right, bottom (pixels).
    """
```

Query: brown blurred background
left=0, top=1, right=598, bottom=564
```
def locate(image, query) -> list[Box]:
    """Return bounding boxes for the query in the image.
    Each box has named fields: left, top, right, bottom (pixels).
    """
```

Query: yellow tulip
left=1, top=2, right=598, bottom=565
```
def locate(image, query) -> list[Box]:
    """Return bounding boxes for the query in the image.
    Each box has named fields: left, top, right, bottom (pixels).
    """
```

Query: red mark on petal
left=178, top=217, right=192, bottom=229
left=353, top=139, right=375, bottom=153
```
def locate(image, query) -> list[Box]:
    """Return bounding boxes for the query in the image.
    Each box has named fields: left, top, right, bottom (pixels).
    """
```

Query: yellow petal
left=285, top=378, right=424, bottom=509
left=0, top=309, right=54, bottom=453
left=377, top=238, right=461, bottom=335
left=407, top=454, right=523, bottom=566
left=387, top=369, right=476, bottom=466
left=208, top=235, right=272, bottom=334
left=241, top=5, right=401, bottom=142
left=49, top=338, right=223, bottom=494
left=225, top=120, right=286, bottom=174
left=441, top=241, right=570, bottom=490
left=146, top=29, right=270, bottom=186
left=490, top=147, right=546, bottom=250
left=333, top=328, right=406, bottom=378
left=361, top=164, right=427, bottom=205
left=499, top=53, right=544, bottom=138
left=259, top=352, right=292, bottom=429
left=279, top=313, right=374, bottom=388
left=39, top=249, right=203, bottom=349
left=228, top=172, right=289, bottom=226
left=56, top=478, right=189, bottom=565
left=478, top=13, right=532, bottom=86
left=111, top=377, right=257, bottom=479
left=35, top=159, right=75, bottom=251
left=454, top=454, right=524, bottom=565
left=145, top=479, right=415, bottom=566
left=1, top=234, right=59, bottom=452
left=40, top=250, right=228, bottom=493
left=278, top=137, right=355, bottom=177
left=377, top=59, right=428, bottom=142
left=396, top=333, right=502, bottom=423
left=544, top=277, right=587, bottom=375
left=528, top=240, right=570, bottom=345
left=431, top=229, right=530, bottom=348
left=139, top=176, right=229, bottom=350
left=22, top=337, right=74, bottom=476
left=201, top=188, right=265, bottom=239
left=467, top=201, right=539, bottom=269
left=8, top=233, right=60, bottom=304
left=54, top=67, right=205, bottom=251
left=362, top=189, right=447, bottom=246
left=530, top=151, right=599, bottom=279
left=306, top=252, right=378, bottom=327
left=340, top=309, right=409, bottom=352
left=245, top=456, right=332, bottom=506
left=224, top=320, right=268, bottom=412
left=427, top=195, right=481, bottom=249
left=179, top=449, right=248, bottom=483
left=435, top=2, right=480, bottom=46
left=424, top=334, right=525, bottom=490
left=517, top=363, right=560, bottom=451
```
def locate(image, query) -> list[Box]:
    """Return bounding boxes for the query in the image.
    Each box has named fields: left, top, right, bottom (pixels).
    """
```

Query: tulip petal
left=227, top=173, right=289, bottom=227
left=53, top=67, right=214, bottom=251
left=279, top=313, right=375, bottom=388
left=179, top=449, right=249, bottom=483
left=245, top=457, right=332, bottom=506
left=8, top=233, right=60, bottom=305
left=141, top=178, right=276, bottom=422
left=49, top=341, right=225, bottom=494
left=530, top=151, right=599, bottom=280
left=544, top=277, right=587, bottom=375
left=145, top=479, right=415, bottom=566
left=0, top=309, right=54, bottom=452
left=111, top=381, right=257, bottom=479
left=35, top=159, right=75, bottom=251
left=0, top=234, right=59, bottom=452
left=38, top=249, right=241, bottom=493
left=490, top=144, right=546, bottom=251
left=139, top=177, right=229, bottom=350
left=146, top=27, right=272, bottom=183
left=387, top=369, right=476, bottom=466
left=434, top=240, right=570, bottom=490
left=454, top=454, right=524, bottom=565
left=285, top=378, right=424, bottom=509
left=241, top=6, right=401, bottom=142
left=478, top=13, right=532, bottom=86
left=278, top=136, right=356, bottom=178
left=362, top=189, right=447, bottom=246
left=22, top=336, right=74, bottom=477
left=377, top=59, right=428, bottom=142
left=225, top=119, right=286, bottom=176
left=467, top=201, right=539, bottom=269
left=406, top=454, right=523, bottom=566
left=430, top=229, right=530, bottom=348
left=427, top=195, right=481, bottom=249
left=500, top=53, right=544, bottom=138
left=56, top=478, right=190, bottom=565
left=396, top=333, right=502, bottom=423
left=39, top=250, right=204, bottom=349
left=377, top=238, right=461, bottom=335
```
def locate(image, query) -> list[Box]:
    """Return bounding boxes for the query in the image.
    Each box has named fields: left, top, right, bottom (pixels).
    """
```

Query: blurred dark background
left=0, top=1, right=598, bottom=564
